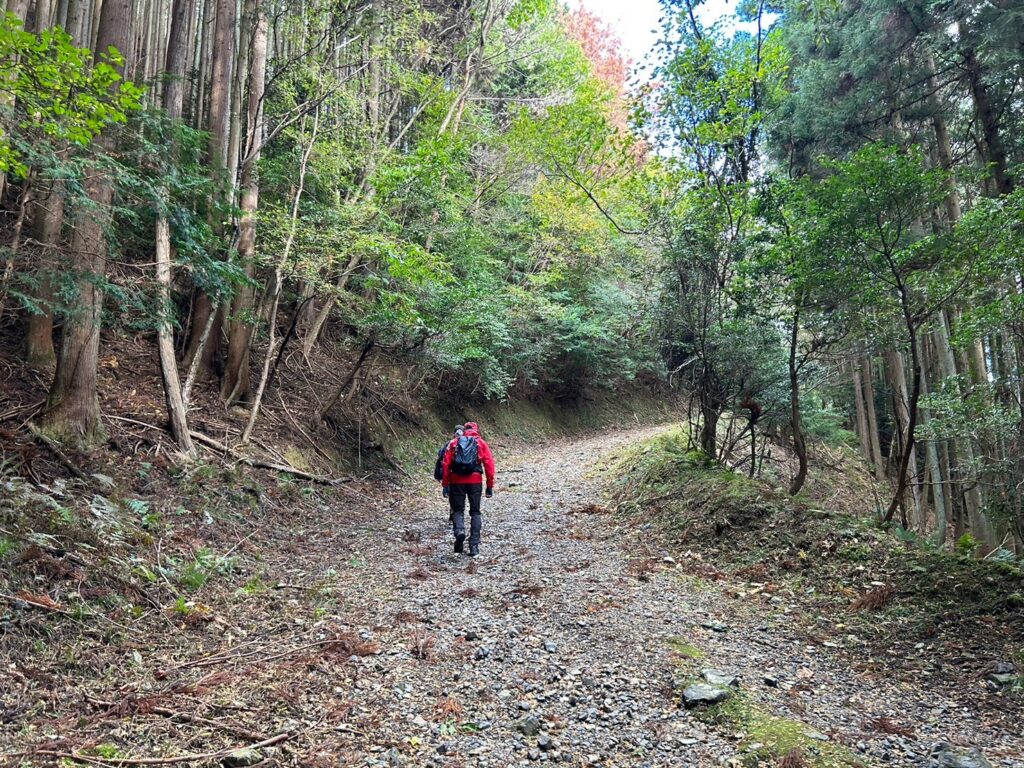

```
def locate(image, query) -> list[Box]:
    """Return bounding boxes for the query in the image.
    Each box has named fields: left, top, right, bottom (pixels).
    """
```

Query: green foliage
left=0, top=14, right=143, bottom=175
left=179, top=547, right=238, bottom=591
left=0, top=537, right=17, bottom=559
left=956, top=533, right=981, bottom=557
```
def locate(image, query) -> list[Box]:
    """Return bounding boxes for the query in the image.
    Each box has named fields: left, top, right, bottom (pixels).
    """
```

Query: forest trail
left=8, top=428, right=1020, bottom=768
left=271, top=427, right=1022, bottom=768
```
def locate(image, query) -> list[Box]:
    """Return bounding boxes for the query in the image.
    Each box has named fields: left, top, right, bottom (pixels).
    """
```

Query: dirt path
left=8, top=427, right=1020, bottom=767
left=291, top=427, right=1022, bottom=768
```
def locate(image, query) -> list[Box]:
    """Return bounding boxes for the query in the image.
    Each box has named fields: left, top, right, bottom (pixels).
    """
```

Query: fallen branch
left=187, top=430, right=348, bottom=485
left=3, top=732, right=291, bottom=766
left=86, top=696, right=264, bottom=742
left=155, top=636, right=350, bottom=679
left=0, top=591, right=71, bottom=615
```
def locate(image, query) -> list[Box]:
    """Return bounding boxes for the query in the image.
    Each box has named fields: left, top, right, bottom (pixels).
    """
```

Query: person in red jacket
left=441, top=421, right=495, bottom=556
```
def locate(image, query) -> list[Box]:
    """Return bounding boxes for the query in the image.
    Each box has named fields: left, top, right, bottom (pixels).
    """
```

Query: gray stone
left=681, top=683, right=732, bottom=708
left=700, top=620, right=728, bottom=632
left=931, top=743, right=994, bottom=768
left=545, top=641, right=558, bottom=653
left=516, top=715, right=542, bottom=736
left=475, top=646, right=491, bottom=660
left=701, top=669, right=739, bottom=688
left=221, top=749, right=263, bottom=768
left=538, top=734, right=553, bottom=751
left=984, top=672, right=1017, bottom=690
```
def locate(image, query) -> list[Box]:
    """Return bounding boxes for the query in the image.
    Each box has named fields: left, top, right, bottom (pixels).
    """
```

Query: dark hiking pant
left=449, top=483, right=482, bottom=547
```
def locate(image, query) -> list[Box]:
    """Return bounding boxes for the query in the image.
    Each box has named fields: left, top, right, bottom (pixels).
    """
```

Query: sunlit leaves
left=0, top=14, right=143, bottom=175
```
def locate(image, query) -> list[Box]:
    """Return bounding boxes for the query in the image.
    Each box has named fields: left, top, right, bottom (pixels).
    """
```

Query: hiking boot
left=469, top=544, right=479, bottom=557
left=454, top=533, right=465, bottom=554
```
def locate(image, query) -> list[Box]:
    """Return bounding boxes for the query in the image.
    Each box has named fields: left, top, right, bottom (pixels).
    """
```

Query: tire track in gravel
left=329, top=427, right=1023, bottom=768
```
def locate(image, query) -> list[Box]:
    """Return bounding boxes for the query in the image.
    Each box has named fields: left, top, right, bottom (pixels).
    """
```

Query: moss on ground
left=694, top=693, right=864, bottom=767
left=664, top=636, right=704, bottom=659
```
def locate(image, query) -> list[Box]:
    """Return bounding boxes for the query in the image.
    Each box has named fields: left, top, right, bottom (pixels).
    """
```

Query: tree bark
left=241, top=104, right=317, bottom=443
left=222, top=4, right=268, bottom=404
left=959, top=21, right=1015, bottom=195
left=851, top=359, right=871, bottom=462
left=860, top=355, right=886, bottom=482
left=153, top=0, right=198, bottom=459
left=920, top=355, right=948, bottom=544
left=41, top=0, right=134, bottom=447
left=184, top=0, right=236, bottom=377
left=788, top=307, right=807, bottom=495
left=24, top=181, right=62, bottom=366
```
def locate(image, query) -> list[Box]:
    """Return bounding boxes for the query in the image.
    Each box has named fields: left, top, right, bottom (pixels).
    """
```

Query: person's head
left=464, top=421, right=479, bottom=434
left=454, top=424, right=465, bottom=436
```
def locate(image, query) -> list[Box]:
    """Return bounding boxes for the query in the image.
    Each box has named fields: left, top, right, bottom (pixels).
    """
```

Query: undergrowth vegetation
left=608, top=429, right=1024, bottom=660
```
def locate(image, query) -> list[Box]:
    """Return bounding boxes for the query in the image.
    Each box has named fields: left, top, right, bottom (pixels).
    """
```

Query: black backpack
left=450, top=436, right=481, bottom=476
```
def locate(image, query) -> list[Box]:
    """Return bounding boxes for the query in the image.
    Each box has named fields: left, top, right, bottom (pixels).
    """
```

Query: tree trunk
left=860, top=355, right=886, bottom=481
left=884, top=327, right=923, bottom=524
left=959, top=22, right=1015, bottom=195
left=222, top=4, right=268, bottom=404
left=153, top=0, right=198, bottom=459
left=24, top=182, right=63, bottom=366
left=184, top=0, right=236, bottom=377
left=41, top=0, right=134, bottom=447
left=162, top=0, right=194, bottom=122
left=699, top=402, right=719, bottom=458
left=301, top=250, right=363, bottom=358
left=788, top=307, right=807, bottom=495
left=851, top=360, right=871, bottom=461
left=64, top=0, right=89, bottom=42
left=920, top=356, right=948, bottom=545
left=241, top=105, right=317, bottom=444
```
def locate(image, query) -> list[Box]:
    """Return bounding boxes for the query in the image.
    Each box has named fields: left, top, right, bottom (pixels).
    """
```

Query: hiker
left=441, top=421, right=495, bottom=556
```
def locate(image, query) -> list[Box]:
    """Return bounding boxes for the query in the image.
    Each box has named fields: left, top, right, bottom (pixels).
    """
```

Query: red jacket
left=442, top=428, right=496, bottom=488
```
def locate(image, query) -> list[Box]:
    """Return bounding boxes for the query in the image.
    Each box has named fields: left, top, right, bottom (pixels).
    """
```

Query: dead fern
left=410, top=628, right=436, bottom=660
left=627, top=557, right=660, bottom=582
left=865, top=716, right=915, bottom=738
left=434, top=696, right=463, bottom=720
left=508, top=581, right=544, bottom=597
left=406, top=566, right=431, bottom=582
left=569, top=503, right=608, bottom=515
left=850, top=584, right=896, bottom=611
left=324, top=631, right=381, bottom=657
